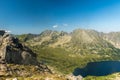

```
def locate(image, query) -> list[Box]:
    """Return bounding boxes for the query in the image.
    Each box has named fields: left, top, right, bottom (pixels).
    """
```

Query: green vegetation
left=16, top=34, right=38, bottom=42
left=16, top=29, right=120, bottom=79
left=84, top=73, right=120, bottom=80
left=30, top=46, right=120, bottom=74
left=1, top=74, right=66, bottom=80
left=0, top=64, right=66, bottom=80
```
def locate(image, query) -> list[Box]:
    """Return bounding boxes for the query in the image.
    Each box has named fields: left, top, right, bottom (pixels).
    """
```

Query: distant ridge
left=16, top=29, right=120, bottom=55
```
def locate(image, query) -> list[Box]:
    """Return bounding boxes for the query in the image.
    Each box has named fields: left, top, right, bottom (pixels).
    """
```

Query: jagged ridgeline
left=16, top=29, right=120, bottom=74
left=19, top=29, right=120, bottom=55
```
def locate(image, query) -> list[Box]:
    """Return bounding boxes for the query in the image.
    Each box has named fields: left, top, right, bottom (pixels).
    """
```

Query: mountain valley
left=16, top=29, right=120, bottom=76
left=3, top=29, right=120, bottom=80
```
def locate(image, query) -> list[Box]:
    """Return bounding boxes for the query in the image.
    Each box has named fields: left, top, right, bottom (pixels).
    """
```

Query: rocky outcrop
left=0, top=59, right=8, bottom=76
left=0, top=30, right=51, bottom=76
left=66, top=74, right=83, bottom=80
left=0, top=32, right=38, bottom=65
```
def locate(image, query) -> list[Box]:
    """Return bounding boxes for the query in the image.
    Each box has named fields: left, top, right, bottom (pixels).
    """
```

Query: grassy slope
left=16, top=31, right=120, bottom=79
left=30, top=46, right=120, bottom=74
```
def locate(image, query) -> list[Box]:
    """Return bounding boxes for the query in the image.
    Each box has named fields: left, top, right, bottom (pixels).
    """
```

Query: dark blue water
left=73, top=61, right=120, bottom=77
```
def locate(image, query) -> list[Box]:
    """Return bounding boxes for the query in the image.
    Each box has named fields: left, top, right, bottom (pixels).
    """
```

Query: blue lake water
left=73, top=61, right=120, bottom=77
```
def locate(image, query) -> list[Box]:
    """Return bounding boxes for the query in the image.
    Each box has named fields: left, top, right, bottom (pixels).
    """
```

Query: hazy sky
left=0, top=0, right=120, bottom=34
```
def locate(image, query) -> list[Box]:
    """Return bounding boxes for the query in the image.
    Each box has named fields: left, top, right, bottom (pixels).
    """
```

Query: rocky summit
left=0, top=30, right=51, bottom=77
left=0, top=30, right=38, bottom=65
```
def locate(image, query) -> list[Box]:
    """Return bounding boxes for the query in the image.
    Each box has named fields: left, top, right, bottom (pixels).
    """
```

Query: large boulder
left=0, top=32, right=38, bottom=65
left=0, top=31, right=51, bottom=77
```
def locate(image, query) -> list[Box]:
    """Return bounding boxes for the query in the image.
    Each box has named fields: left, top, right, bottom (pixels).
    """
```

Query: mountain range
left=17, top=29, right=120, bottom=55
left=15, top=29, right=120, bottom=75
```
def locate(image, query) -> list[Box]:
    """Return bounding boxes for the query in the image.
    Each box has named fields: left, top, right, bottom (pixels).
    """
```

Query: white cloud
left=5, top=30, right=11, bottom=33
left=63, top=24, right=68, bottom=27
left=53, top=25, right=58, bottom=28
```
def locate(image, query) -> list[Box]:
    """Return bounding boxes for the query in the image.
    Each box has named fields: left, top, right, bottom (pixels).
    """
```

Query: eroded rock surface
left=0, top=30, right=51, bottom=76
left=0, top=32, right=38, bottom=65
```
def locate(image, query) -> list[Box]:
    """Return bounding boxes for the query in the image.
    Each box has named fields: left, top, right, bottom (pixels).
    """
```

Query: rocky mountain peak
left=71, top=29, right=104, bottom=45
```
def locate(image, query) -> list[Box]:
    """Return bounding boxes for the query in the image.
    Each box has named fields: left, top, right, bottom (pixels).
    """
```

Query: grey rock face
left=0, top=31, right=51, bottom=76
left=0, top=31, right=38, bottom=65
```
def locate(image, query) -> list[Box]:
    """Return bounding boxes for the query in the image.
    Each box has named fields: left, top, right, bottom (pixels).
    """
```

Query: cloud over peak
left=52, top=25, right=58, bottom=28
